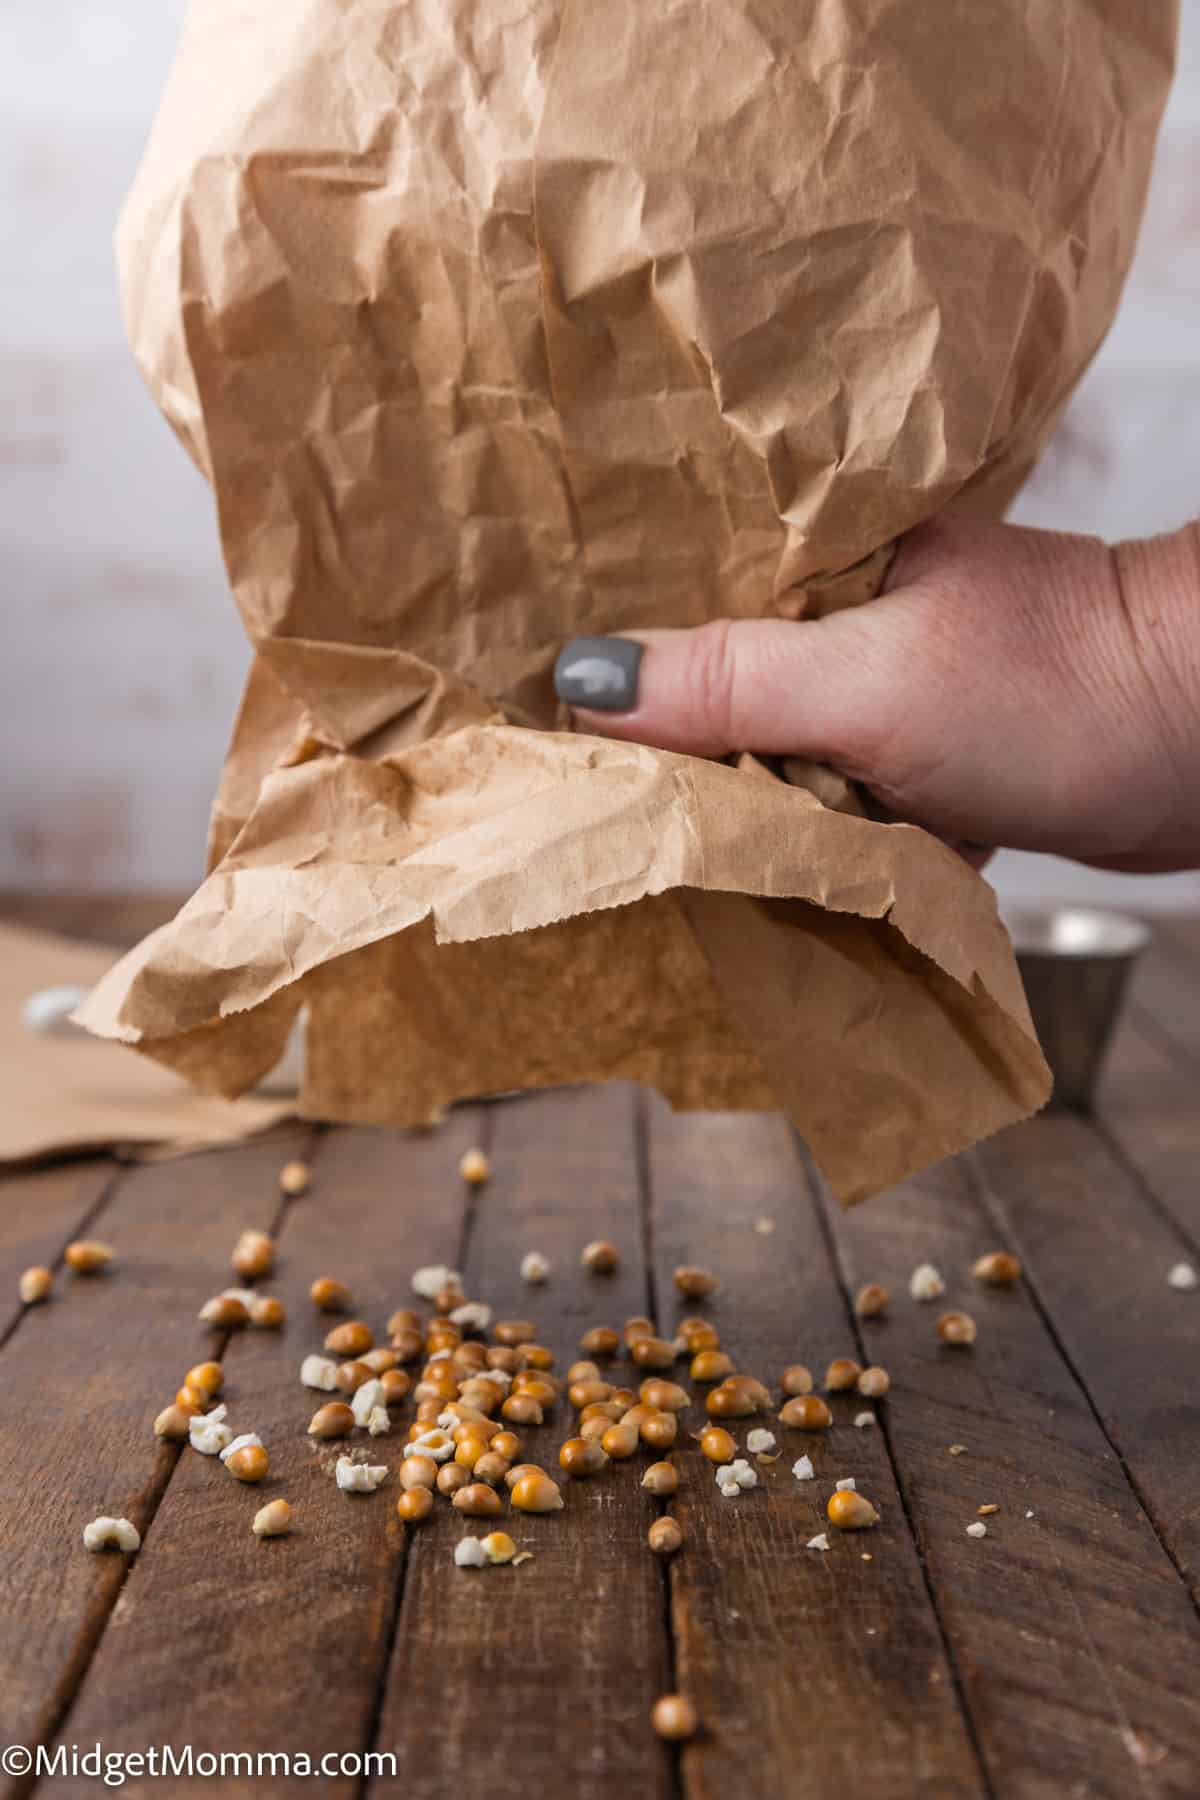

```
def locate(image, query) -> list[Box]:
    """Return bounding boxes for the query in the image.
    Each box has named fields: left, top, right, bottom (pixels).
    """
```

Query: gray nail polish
left=554, top=636, right=644, bottom=711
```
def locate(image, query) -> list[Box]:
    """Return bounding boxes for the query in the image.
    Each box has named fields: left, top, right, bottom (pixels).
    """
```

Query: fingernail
left=554, top=636, right=644, bottom=712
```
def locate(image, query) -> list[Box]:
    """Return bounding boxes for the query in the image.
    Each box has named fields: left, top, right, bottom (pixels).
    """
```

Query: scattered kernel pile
left=51, top=1147, right=1045, bottom=1736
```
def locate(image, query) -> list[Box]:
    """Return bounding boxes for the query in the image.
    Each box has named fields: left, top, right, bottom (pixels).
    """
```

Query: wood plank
left=1094, top=1010, right=1200, bottom=1247
left=1126, top=922, right=1200, bottom=1067
left=975, top=1112, right=1200, bottom=1610
left=0, top=1124, right=310, bottom=1799
left=371, top=1084, right=674, bottom=1800
left=827, top=1138, right=1200, bottom=1798
left=0, top=1159, right=116, bottom=1347
left=645, top=1099, right=984, bottom=1800
left=40, top=1117, right=480, bottom=1800
left=1149, top=917, right=1200, bottom=964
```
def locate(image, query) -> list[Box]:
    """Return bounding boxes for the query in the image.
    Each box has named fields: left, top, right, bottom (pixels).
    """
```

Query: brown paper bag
left=82, top=0, right=1177, bottom=1202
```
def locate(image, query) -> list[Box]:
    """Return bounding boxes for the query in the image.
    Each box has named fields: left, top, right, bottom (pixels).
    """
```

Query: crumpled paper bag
left=81, top=0, right=1176, bottom=1203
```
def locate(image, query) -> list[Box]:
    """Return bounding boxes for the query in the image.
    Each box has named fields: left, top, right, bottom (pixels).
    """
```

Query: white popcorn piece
left=909, top=1262, right=946, bottom=1302
left=853, top=1412, right=876, bottom=1429
left=966, top=1521, right=987, bottom=1539
left=300, top=1354, right=339, bottom=1392
left=806, top=1533, right=830, bottom=1552
left=728, top=1459, right=758, bottom=1489
left=335, top=1456, right=389, bottom=1493
left=792, top=1456, right=815, bottom=1482
left=450, top=1301, right=492, bottom=1333
left=189, top=1404, right=232, bottom=1457
left=521, top=1251, right=550, bottom=1285
left=454, top=1536, right=488, bottom=1568
left=1025, top=1510, right=1035, bottom=1519
left=412, top=1264, right=461, bottom=1300
left=716, top=1475, right=742, bottom=1499
left=835, top=1477, right=857, bottom=1492
left=367, top=1407, right=391, bottom=1437
left=405, top=1429, right=454, bottom=1462
left=219, top=1432, right=263, bottom=1464
left=746, top=1429, right=776, bottom=1455
left=1167, top=1262, right=1198, bottom=1291
left=23, top=984, right=89, bottom=1037
left=82, top=1516, right=140, bottom=1554
left=351, top=1379, right=385, bottom=1427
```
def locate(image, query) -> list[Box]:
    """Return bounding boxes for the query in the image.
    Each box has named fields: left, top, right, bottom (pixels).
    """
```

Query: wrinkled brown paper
left=81, top=0, right=1176, bottom=1202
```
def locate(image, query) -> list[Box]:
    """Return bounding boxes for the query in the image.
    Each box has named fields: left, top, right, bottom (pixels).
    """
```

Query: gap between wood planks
left=965, top=1139, right=1200, bottom=1626
left=0, top=1126, right=324, bottom=1800
left=7, top=1043, right=1200, bottom=1794
left=801, top=1146, right=996, bottom=1800
left=643, top=1101, right=987, bottom=1800
left=363, top=1084, right=675, bottom=1800
left=0, top=1160, right=122, bottom=1358
left=350, top=1103, right=498, bottom=1800
left=812, top=1123, right=1200, bottom=1799
left=634, top=1087, right=686, bottom=1800
left=32, top=1117, right=482, bottom=1800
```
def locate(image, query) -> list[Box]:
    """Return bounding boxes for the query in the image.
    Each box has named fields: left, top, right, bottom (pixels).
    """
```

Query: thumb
left=553, top=613, right=908, bottom=774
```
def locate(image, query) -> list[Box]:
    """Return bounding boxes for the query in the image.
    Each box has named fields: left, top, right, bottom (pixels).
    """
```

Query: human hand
left=554, top=516, right=1200, bottom=873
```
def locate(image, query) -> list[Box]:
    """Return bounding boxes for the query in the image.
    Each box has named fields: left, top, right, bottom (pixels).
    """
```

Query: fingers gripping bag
left=81, top=0, right=1176, bottom=1201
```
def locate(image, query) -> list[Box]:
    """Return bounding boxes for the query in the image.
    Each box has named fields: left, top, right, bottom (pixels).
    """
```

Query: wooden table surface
left=2, top=900, right=1199, bottom=1798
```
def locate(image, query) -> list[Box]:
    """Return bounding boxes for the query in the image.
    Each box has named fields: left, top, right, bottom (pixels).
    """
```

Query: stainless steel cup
left=1007, top=908, right=1150, bottom=1111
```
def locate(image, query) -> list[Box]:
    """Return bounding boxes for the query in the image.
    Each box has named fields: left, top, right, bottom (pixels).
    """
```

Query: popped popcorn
left=335, top=1456, right=388, bottom=1493
left=746, top=1429, right=776, bottom=1455
left=853, top=1412, right=876, bottom=1429
left=966, top=1521, right=987, bottom=1539
left=716, top=1459, right=758, bottom=1497
left=454, top=1536, right=488, bottom=1568
left=835, top=1477, right=856, bottom=1492
left=909, top=1262, right=946, bottom=1301
left=300, top=1355, right=339, bottom=1392
left=450, top=1301, right=492, bottom=1334
left=367, top=1407, right=391, bottom=1437
left=351, top=1379, right=385, bottom=1427
left=792, top=1456, right=815, bottom=1482
left=189, top=1404, right=233, bottom=1457
left=1167, top=1262, right=1198, bottom=1291
left=806, top=1533, right=830, bottom=1552
left=412, top=1265, right=461, bottom=1300
left=521, top=1252, right=550, bottom=1284
left=82, top=1517, right=140, bottom=1553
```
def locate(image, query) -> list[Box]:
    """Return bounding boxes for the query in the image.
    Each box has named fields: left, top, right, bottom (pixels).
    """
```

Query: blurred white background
left=3, top=1, right=1199, bottom=907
